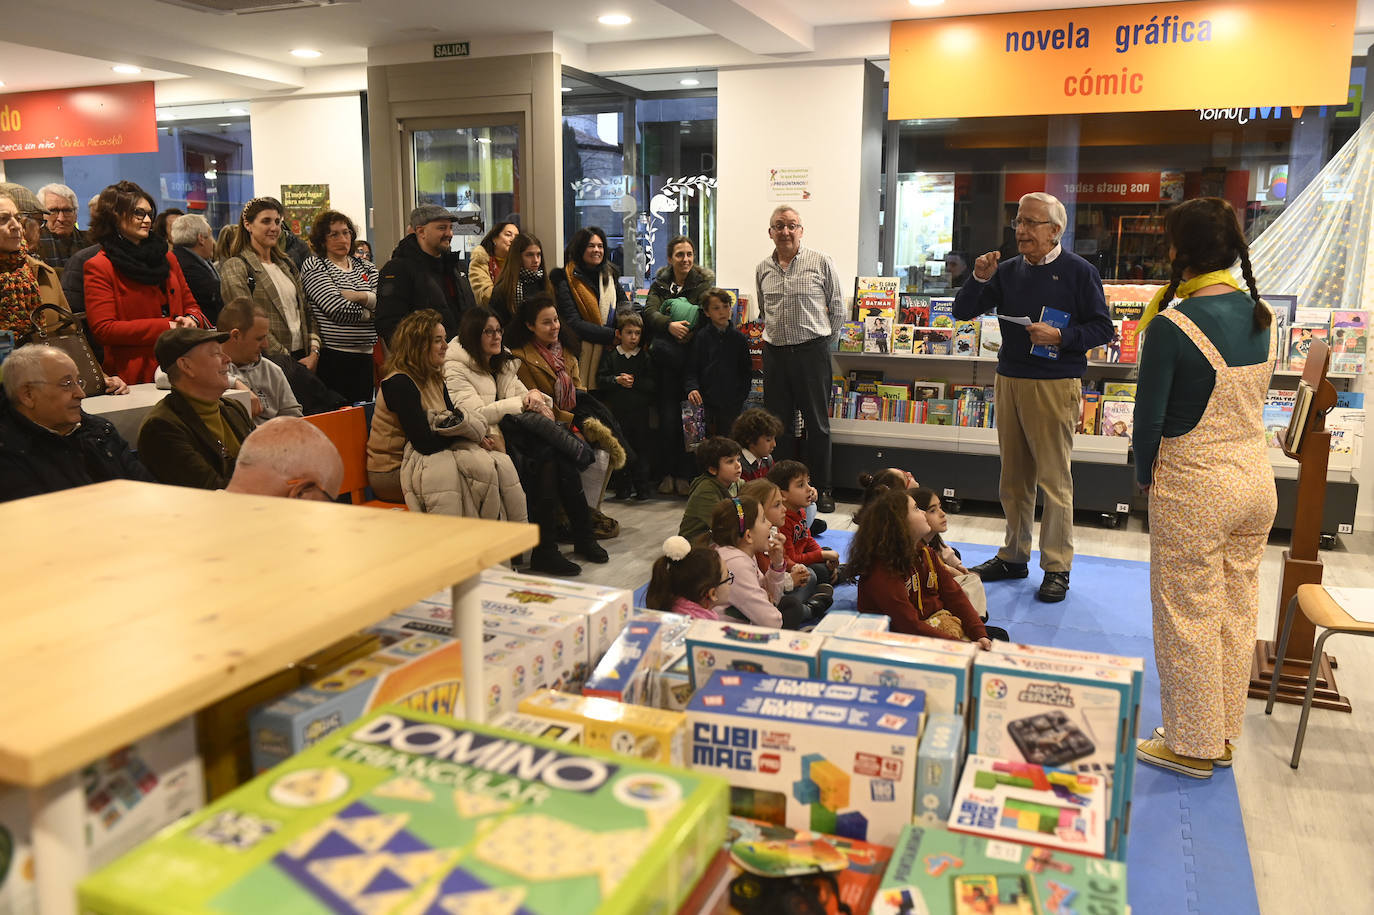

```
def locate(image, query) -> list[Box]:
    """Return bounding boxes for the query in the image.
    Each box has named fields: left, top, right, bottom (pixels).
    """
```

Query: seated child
left=846, top=488, right=1003, bottom=646
left=731, top=408, right=783, bottom=481
left=705, top=496, right=808, bottom=629
left=679, top=435, right=742, bottom=542
left=685, top=288, right=752, bottom=437
left=645, top=535, right=732, bottom=620
left=913, top=487, right=988, bottom=622
left=855, top=467, right=918, bottom=524
left=740, top=477, right=833, bottom=617
left=767, top=460, right=840, bottom=587
left=596, top=313, right=655, bottom=501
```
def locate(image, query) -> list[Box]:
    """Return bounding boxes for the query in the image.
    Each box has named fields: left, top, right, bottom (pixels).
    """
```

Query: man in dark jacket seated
left=0, top=345, right=153, bottom=501
left=375, top=205, right=477, bottom=343
left=137, top=327, right=254, bottom=489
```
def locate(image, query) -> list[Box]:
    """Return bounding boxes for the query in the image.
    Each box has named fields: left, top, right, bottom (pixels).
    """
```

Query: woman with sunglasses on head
left=219, top=197, right=322, bottom=372
left=84, top=181, right=205, bottom=384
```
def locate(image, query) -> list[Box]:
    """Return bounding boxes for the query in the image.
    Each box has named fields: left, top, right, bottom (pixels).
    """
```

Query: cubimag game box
left=79, top=707, right=729, bottom=915
left=687, top=671, right=922, bottom=846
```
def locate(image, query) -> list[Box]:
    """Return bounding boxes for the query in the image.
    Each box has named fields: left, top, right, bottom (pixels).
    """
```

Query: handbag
left=22, top=304, right=106, bottom=396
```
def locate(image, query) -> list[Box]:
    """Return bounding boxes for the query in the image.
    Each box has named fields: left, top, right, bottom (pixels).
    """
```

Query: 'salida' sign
left=889, top=0, right=1355, bottom=119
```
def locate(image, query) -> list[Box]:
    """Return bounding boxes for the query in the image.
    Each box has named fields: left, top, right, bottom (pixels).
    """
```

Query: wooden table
left=82, top=383, right=252, bottom=443
left=0, top=480, right=537, bottom=914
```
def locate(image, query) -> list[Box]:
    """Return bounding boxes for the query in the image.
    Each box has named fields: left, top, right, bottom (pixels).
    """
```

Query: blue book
left=1336, top=391, right=1365, bottom=408
left=1030, top=306, right=1071, bottom=359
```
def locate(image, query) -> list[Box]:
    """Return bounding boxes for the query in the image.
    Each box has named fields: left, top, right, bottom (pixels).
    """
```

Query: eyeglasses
left=717, top=571, right=736, bottom=587
left=287, top=478, right=334, bottom=502
left=48, top=207, right=76, bottom=216
left=481, top=327, right=503, bottom=337
left=30, top=378, right=82, bottom=392
left=130, top=208, right=154, bottom=222
left=1011, top=217, right=1053, bottom=229
left=771, top=223, right=802, bottom=232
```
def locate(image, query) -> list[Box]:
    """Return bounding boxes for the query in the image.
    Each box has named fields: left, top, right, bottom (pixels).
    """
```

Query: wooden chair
left=1266, top=583, right=1374, bottom=767
left=304, top=405, right=407, bottom=510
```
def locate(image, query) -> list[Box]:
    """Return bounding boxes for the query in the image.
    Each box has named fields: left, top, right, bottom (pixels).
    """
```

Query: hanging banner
left=0, top=82, right=157, bottom=160
left=889, top=0, right=1356, bottom=120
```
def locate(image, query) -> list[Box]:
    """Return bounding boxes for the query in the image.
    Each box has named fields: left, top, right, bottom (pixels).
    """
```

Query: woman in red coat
left=85, top=181, right=204, bottom=383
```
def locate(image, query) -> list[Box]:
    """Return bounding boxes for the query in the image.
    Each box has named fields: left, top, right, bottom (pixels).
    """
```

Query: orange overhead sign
left=889, top=0, right=1356, bottom=119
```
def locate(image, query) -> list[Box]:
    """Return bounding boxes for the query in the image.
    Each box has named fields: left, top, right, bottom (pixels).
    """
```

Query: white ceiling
left=4, top=0, right=1374, bottom=99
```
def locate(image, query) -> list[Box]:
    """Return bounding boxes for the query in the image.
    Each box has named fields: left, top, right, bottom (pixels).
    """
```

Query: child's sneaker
left=1152, top=727, right=1232, bottom=766
left=1136, top=738, right=1212, bottom=779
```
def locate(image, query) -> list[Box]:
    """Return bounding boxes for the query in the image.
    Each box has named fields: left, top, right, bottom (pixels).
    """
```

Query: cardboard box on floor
left=685, top=620, right=826, bottom=689
left=0, top=718, right=203, bottom=913
left=822, top=632, right=975, bottom=718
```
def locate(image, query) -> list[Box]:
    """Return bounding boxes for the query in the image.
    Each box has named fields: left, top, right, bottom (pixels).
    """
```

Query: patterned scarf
left=566, top=265, right=615, bottom=327
left=489, top=254, right=502, bottom=284
left=532, top=338, right=576, bottom=411
left=0, top=247, right=42, bottom=336
left=1138, top=269, right=1241, bottom=336
left=514, top=267, right=544, bottom=312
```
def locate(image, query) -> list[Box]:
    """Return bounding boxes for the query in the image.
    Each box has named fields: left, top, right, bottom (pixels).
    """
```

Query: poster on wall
left=281, top=184, right=330, bottom=236
left=0, top=82, right=157, bottom=160
left=768, top=167, right=811, bottom=201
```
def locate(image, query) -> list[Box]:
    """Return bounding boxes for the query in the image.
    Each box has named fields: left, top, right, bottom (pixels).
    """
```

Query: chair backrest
left=303, top=405, right=370, bottom=503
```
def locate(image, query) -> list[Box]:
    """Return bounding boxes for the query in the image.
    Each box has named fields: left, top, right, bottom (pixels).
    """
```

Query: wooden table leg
left=453, top=577, right=485, bottom=724
left=28, top=772, right=83, bottom=915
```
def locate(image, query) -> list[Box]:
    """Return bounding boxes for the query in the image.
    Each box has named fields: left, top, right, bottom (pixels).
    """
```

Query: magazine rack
left=1248, top=339, right=1351, bottom=711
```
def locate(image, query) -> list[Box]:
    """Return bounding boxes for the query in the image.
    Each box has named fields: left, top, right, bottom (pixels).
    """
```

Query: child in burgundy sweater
left=847, top=488, right=994, bottom=646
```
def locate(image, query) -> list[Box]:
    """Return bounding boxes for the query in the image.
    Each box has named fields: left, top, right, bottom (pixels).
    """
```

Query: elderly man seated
left=138, top=327, right=254, bottom=489
left=225, top=416, right=343, bottom=500
left=0, top=345, right=152, bottom=501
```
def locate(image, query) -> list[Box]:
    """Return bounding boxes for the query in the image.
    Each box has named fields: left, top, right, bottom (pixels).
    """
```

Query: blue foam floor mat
left=635, top=529, right=1258, bottom=913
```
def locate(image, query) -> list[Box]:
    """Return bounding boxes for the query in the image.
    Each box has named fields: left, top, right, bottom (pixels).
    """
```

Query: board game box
left=80, top=707, right=729, bottom=915
left=822, top=633, right=974, bottom=717
left=483, top=614, right=586, bottom=694
left=915, top=714, right=965, bottom=824
left=969, top=653, right=1134, bottom=859
left=686, top=621, right=826, bottom=689
left=489, top=711, right=583, bottom=745
left=873, top=824, right=1127, bottom=915
left=583, top=618, right=665, bottom=706
left=519, top=689, right=688, bottom=766
left=478, top=570, right=631, bottom=660
left=948, top=755, right=1108, bottom=858
left=250, top=635, right=465, bottom=772
left=688, top=671, right=923, bottom=846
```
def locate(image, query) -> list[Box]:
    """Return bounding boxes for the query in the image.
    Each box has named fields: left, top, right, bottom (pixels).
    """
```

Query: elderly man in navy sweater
left=953, top=192, right=1113, bottom=603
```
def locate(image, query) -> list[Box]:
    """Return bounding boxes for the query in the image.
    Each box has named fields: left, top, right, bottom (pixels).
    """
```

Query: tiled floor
left=573, top=493, right=1374, bottom=915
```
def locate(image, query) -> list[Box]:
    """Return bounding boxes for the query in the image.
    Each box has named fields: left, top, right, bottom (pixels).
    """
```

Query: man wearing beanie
left=137, top=327, right=253, bottom=489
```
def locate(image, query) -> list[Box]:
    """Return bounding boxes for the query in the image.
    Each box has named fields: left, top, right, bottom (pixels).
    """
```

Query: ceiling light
left=218, top=123, right=231, bottom=127
left=598, top=14, right=632, bottom=26
left=909, top=0, right=945, bottom=6
left=290, top=48, right=322, bottom=59
left=112, top=64, right=142, bottom=75
left=679, top=77, right=700, bottom=87
left=228, top=107, right=247, bottom=115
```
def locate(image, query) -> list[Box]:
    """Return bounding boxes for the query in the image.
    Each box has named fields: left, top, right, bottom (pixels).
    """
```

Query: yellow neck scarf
left=1137, top=270, right=1240, bottom=336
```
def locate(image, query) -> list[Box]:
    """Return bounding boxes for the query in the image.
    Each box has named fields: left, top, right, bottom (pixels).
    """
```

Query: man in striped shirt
left=754, top=206, right=845, bottom=513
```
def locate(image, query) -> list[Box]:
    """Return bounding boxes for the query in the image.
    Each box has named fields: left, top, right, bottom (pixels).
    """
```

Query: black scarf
left=101, top=233, right=171, bottom=287
left=515, top=267, right=545, bottom=312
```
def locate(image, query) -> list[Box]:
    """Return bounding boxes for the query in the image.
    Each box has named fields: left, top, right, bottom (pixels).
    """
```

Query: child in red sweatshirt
left=847, top=487, right=993, bottom=646
left=767, top=460, right=839, bottom=586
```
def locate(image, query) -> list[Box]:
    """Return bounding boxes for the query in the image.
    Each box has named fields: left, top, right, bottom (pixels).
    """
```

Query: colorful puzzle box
left=916, top=713, right=966, bottom=825
left=80, top=707, right=729, bottom=915
left=583, top=618, right=664, bottom=706
left=823, top=632, right=975, bottom=718
left=686, top=620, right=826, bottom=689
left=250, top=635, right=464, bottom=772
left=948, top=755, right=1108, bottom=858
left=969, top=653, right=1135, bottom=859
left=688, top=671, right=923, bottom=846
left=478, top=570, right=631, bottom=660
left=518, top=688, right=688, bottom=767
left=874, top=824, right=1127, bottom=915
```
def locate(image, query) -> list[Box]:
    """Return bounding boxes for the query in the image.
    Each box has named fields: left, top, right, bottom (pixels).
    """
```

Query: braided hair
left=1161, top=197, right=1271, bottom=331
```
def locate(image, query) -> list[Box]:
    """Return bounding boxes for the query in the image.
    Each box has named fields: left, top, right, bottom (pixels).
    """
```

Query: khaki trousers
left=993, top=374, right=1080, bottom=572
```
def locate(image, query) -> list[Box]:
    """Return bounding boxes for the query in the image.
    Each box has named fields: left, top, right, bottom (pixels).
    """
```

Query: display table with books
left=0, top=480, right=536, bottom=915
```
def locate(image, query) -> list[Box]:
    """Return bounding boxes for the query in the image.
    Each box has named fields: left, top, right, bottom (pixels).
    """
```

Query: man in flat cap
left=375, top=205, right=478, bottom=344
left=137, top=327, right=253, bottom=489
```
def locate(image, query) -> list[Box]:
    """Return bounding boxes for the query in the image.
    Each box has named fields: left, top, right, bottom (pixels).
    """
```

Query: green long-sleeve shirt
left=1133, top=291, right=1273, bottom=486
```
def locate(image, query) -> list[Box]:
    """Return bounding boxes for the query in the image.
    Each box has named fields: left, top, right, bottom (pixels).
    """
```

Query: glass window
left=411, top=122, right=522, bottom=256
left=157, top=106, right=254, bottom=235
left=882, top=63, right=1365, bottom=288
left=562, top=74, right=717, bottom=287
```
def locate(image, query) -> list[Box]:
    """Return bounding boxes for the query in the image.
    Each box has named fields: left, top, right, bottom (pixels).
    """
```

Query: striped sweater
left=300, top=254, right=378, bottom=354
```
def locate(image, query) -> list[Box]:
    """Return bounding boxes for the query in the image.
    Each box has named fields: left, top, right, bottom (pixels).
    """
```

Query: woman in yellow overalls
left=1133, top=197, right=1277, bottom=779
